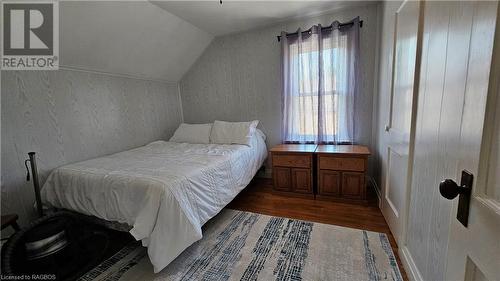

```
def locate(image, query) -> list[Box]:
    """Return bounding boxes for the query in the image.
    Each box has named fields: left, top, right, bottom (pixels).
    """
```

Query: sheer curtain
left=280, top=17, right=360, bottom=144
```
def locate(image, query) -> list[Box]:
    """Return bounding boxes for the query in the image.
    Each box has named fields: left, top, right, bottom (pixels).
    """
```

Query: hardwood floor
left=227, top=177, right=408, bottom=281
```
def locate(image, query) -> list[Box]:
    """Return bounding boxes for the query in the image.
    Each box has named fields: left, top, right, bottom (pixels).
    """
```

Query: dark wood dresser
left=316, top=145, right=370, bottom=201
left=270, top=144, right=317, bottom=197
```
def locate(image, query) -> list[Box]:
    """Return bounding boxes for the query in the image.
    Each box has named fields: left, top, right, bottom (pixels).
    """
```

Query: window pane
left=284, top=32, right=352, bottom=143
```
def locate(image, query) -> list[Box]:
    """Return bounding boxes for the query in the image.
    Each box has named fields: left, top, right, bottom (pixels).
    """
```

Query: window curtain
left=280, top=17, right=360, bottom=144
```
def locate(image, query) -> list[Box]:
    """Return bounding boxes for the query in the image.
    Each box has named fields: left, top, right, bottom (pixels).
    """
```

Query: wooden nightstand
left=316, top=145, right=370, bottom=201
left=270, top=144, right=317, bottom=197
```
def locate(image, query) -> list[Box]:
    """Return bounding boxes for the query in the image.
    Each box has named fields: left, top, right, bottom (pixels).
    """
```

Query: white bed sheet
left=40, top=133, right=267, bottom=273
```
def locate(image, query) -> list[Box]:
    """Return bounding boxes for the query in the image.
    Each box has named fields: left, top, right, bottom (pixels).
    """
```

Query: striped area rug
left=79, top=210, right=402, bottom=281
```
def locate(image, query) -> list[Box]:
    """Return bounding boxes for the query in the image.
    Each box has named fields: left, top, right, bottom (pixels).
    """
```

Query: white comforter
left=40, top=133, right=267, bottom=273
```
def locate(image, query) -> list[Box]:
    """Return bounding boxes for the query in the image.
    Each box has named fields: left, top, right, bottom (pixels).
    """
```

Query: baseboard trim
left=368, top=176, right=383, bottom=208
left=374, top=184, right=382, bottom=208
left=399, top=246, right=424, bottom=281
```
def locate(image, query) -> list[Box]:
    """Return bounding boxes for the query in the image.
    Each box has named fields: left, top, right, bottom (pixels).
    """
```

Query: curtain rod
left=276, top=20, right=363, bottom=42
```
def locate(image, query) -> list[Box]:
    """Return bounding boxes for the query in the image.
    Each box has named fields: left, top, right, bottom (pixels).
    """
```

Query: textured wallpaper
left=180, top=4, right=379, bottom=160
left=1, top=70, right=182, bottom=225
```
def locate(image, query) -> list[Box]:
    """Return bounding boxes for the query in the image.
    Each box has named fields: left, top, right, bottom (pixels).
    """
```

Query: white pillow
left=169, top=123, right=212, bottom=144
left=210, top=120, right=259, bottom=146
left=255, top=128, right=266, bottom=141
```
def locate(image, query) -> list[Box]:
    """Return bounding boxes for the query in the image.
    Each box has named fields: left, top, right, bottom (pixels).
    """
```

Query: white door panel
left=402, top=1, right=499, bottom=280
left=446, top=2, right=500, bottom=279
left=382, top=0, right=422, bottom=247
left=386, top=147, right=407, bottom=217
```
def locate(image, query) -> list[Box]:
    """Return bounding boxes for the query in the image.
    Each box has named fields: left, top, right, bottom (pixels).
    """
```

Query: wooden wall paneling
left=1, top=70, right=183, bottom=226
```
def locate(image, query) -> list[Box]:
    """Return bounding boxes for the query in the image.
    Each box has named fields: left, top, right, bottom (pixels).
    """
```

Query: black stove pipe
left=26, top=152, right=43, bottom=217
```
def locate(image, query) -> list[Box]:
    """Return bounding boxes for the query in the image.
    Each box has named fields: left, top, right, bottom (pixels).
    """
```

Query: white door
left=445, top=2, right=500, bottom=280
left=382, top=0, right=422, bottom=246
left=403, top=1, right=499, bottom=280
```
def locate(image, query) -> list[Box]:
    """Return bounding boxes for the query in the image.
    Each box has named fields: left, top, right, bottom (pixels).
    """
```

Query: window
left=280, top=20, right=360, bottom=144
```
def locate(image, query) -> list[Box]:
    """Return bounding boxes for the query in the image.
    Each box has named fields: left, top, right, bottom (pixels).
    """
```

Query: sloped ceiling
left=152, top=1, right=374, bottom=36
left=60, top=1, right=213, bottom=82
left=60, top=1, right=373, bottom=81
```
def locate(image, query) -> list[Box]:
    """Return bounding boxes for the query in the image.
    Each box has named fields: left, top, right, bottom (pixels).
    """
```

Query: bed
left=40, top=130, right=267, bottom=273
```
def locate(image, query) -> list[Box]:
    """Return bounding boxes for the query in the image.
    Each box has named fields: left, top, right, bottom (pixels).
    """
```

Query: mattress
left=40, top=132, right=267, bottom=273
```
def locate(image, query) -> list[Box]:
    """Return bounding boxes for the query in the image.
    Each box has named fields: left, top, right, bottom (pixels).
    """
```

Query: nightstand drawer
left=273, top=154, right=311, bottom=168
left=319, top=156, right=365, bottom=172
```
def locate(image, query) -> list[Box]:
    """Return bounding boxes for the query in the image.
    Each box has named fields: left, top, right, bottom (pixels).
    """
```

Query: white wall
left=179, top=4, right=380, bottom=174
left=1, top=70, right=183, bottom=226
left=60, top=1, right=213, bottom=82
